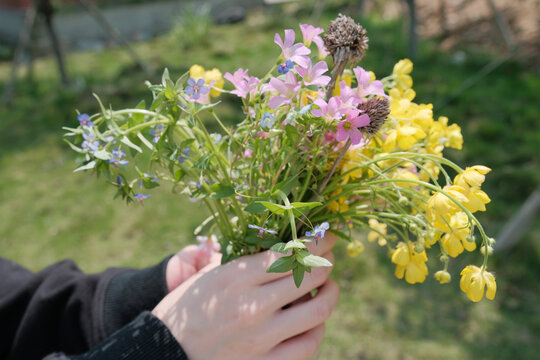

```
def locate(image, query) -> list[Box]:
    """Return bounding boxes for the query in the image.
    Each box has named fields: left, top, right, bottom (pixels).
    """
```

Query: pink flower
left=224, top=68, right=260, bottom=99
left=295, top=60, right=331, bottom=87
left=243, top=149, right=253, bottom=158
left=274, top=29, right=311, bottom=67
left=353, top=66, right=387, bottom=98
left=336, top=110, right=371, bottom=145
left=299, top=24, right=324, bottom=46
left=311, top=97, right=345, bottom=122
left=266, top=72, right=301, bottom=109
left=312, top=36, right=329, bottom=60
left=337, top=80, right=361, bottom=109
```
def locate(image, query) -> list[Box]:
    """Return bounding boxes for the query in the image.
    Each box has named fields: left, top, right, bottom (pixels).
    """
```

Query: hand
left=153, top=233, right=339, bottom=360
left=166, top=243, right=222, bottom=292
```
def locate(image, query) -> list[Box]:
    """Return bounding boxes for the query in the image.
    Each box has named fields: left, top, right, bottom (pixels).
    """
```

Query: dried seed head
left=358, top=97, right=390, bottom=136
left=323, top=14, right=369, bottom=64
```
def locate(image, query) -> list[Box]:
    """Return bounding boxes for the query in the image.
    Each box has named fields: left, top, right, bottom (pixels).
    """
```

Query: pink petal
left=312, top=61, right=329, bottom=77
left=274, top=33, right=284, bottom=49
left=284, top=29, right=296, bottom=48
left=353, top=114, right=371, bottom=127
left=291, top=55, right=310, bottom=68
left=269, top=96, right=288, bottom=109
left=353, top=66, right=370, bottom=88
left=313, top=75, right=331, bottom=87
left=269, top=77, right=287, bottom=94
left=349, top=128, right=363, bottom=145
left=311, top=109, right=323, bottom=117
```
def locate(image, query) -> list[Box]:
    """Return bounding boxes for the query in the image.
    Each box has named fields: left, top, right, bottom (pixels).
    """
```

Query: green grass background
left=1, top=5, right=539, bottom=359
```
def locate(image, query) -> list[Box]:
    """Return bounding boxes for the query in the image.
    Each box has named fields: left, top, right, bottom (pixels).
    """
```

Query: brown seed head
left=358, top=97, right=390, bottom=136
left=323, top=14, right=369, bottom=64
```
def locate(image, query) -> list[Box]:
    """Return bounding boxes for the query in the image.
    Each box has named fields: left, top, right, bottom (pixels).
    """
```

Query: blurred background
left=0, top=0, right=539, bottom=358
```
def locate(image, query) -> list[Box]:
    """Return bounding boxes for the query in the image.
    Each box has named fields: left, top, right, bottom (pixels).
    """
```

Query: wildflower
left=78, top=113, right=94, bottom=127
left=248, top=224, right=277, bottom=238
left=81, top=133, right=100, bottom=153
left=107, top=148, right=129, bottom=166
left=274, top=29, right=311, bottom=67
left=460, top=265, right=496, bottom=302
left=260, top=112, right=276, bottom=129
left=454, top=166, right=491, bottom=189
left=357, top=97, right=390, bottom=136
left=323, top=14, right=368, bottom=63
left=312, top=35, right=329, bottom=60
left=178, top=147, right=190, bottom=163
left=305, top=222, right=329, bottom=245
left=311, top=97, right=345, bottom=122
left=115, top=175, right=124, bottom=186
left=133, top=193, right=150, bottom=203
left=435, top=270, right=451, bottom=284
left=440, top=212, right=475, bottom=257
left=143, top=173, right=158, bottom=182
left=393, top=59, right=413, bottom=91
left=190, top=65, right=224, bottom=98
left=367, top=219, right=387, bottom=246
left=243, top=149, right=253, bottom=158
left=196, top=234, right=221, bottom=255
left=382, top=124, right=426, bottom=152
left=352, top=66, right=386, bottom=98
left=299, top=24, right=324, bottom=46
left=336, top=110, right=370, bottom=145
left=347, top=240, right=365, bottom=257
left=278, top=60, right=294, bottom=75
left=391, top=242, right=429, bottom=284
left=295, top=60, right=331, bottom=87
left=150, top=124, right=164, bottom=143
left=224, top=68, right=260, bottom=99
left=185, top=78, right=209, bottom=100
left=210, top=133, right=222, bottom=144
left=266, top=72, right=301, bottom=109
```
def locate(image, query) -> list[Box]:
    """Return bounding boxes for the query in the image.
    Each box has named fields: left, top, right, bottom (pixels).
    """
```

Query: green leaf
left=193, top=101, right=221, bottom=114
left=161, top=68, right=171, bottom=86
left=137, top=132, right=155, bottom=150
left=285, top=124, right=299, bottom=143
left=175, top=70, right=190, bottom=90
left=293, top=265, right=305, bottom=288
left=298, top=254, right=333, bottom=268
left=210, top=183, right=235, bottom=198
left=245, top=235, right=262, bottom=245
left=266, top=255, right=295, bottom=273
left=174, top=169, right=185, bottom=182
left=270, top=242, right=289, bottom=254
left=257, top=201, right=290, bottom=215
left=244, top=202, right=267, bottom=213
left=290, top=201, right=323, bottom=210
left=93, top=150, right=112, bottom=160
left=64, top=139, right=84, bottom=153
left=142, top=179, right=160, bottom=189
left=121, top=136, right=143, bottom=153
left=327, top=228, right=351, bottom=241
left=73, top=161, right=96, bottom=172
left=92, top=94, right=108, bottom=118
left=284, top=239, right=307, bottom=250
left=272, top=175, right=298, bottom=197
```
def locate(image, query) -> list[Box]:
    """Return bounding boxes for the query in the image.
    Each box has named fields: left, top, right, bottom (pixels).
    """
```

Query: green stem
left=277, top=190, right=298, bottom=241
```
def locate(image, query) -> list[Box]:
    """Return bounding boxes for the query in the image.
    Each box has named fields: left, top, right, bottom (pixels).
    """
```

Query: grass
left=1, top=6, right=539, bottom=359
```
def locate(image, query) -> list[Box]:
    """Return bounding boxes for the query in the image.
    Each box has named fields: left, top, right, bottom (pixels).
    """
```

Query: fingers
left=166, top=245, right=199, bottom=291
left=260, top=251, right=334, bottom=310
left=262, top=323, right=326, bottom=360
left=306, top=231, right=337, bottom=256
left=264, top=278, right=339, bottom=345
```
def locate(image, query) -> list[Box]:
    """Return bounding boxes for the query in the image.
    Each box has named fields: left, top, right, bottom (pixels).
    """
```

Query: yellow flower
left=383, top=125, right=426, bottom=152
left=332, top=73, right=353, bottom=97
left=347, top=240, right=365, bottom=258
left=435, top=270, right=451, bottom=284
left=419, top=160, right=441, bottom=182
left=189, top=64, right=224, bottom=97
left=393, top=59, right=413, bottom=91
left=437, top=116, right=463, bottom=150
left=391, top=165, right=420, bottom=187
left=328, top=189, right=349, bottom=213
left=301, top=89, right=320, bottom=106
left=367, top=219, right=387, bottom=246
left=426, top=186, right=468, bottom=228
left=462, top=187, right=491, bottom=213
left=391, top=242, right=429, bottom=284
left=340, top=149, right=364, bottom=182
left=454, top=166, right=491, bottom=188
left=440, top=211, right=475, bottom=257
left=460, top=265, right=497, bottom=302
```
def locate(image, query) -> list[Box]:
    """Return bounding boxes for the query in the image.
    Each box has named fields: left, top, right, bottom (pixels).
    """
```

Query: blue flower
left=143, top=173, right=158, bottom=182
left=107, top=148, right=129, bottom=166
left=305, top=222, right=330, bottom=245
left=260, top=112, right=275, bottom=129
left=178, top=147, right=190, bottom=163
left=277, top=60, right=294, bottom=74
left=248, top=224, right=277, bottom=238
left=299, top=104, right=312, bottom=114
left=134, top=193, right=150, bottom=203
left=150, top=124, right=164, bottom=143
left=81, top=133, right=100, bottom=153
left=115, top=175, right=124, bottom=186
left=185, top=78, right=209, bottom=100
left=78, top=113, right=94, bottom=127
left=210, top=133, right=222, bottom=144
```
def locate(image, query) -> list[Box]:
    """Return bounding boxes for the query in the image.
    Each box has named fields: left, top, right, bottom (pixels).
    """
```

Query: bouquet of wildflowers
left=64, top=15, right=496, bottom=302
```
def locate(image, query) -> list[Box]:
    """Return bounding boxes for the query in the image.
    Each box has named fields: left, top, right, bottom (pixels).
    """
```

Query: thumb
left=165, top=245, right=199, bottom=292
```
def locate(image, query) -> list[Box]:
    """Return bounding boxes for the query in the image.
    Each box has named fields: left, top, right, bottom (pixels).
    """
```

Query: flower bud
left=480, top=245, right=494, bottom=256
left=414, top=242, right=424, bottom=254
left=435, top=270, right=451, bottom=284
left=466, top=234, right=476, bottom=243
left=440, top=254, right=449, bottom=263
left=398, top=196, right=408, bottom=206
left=409, top=223, right=418, bottom=233
left=487, top=237, right=496, bottom=246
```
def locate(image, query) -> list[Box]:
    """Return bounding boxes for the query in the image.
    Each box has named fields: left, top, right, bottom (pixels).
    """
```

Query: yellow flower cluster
left=391, top=242, right=428, bottom=284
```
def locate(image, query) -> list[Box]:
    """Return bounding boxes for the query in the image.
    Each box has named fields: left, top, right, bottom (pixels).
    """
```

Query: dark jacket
left=0, top=257, right=188, bottom=360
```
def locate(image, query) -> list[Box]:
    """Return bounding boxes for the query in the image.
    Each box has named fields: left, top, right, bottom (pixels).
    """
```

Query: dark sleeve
left=0, top=256, right=171, bottom=360
left=43, top=312, right=189, bottom=360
